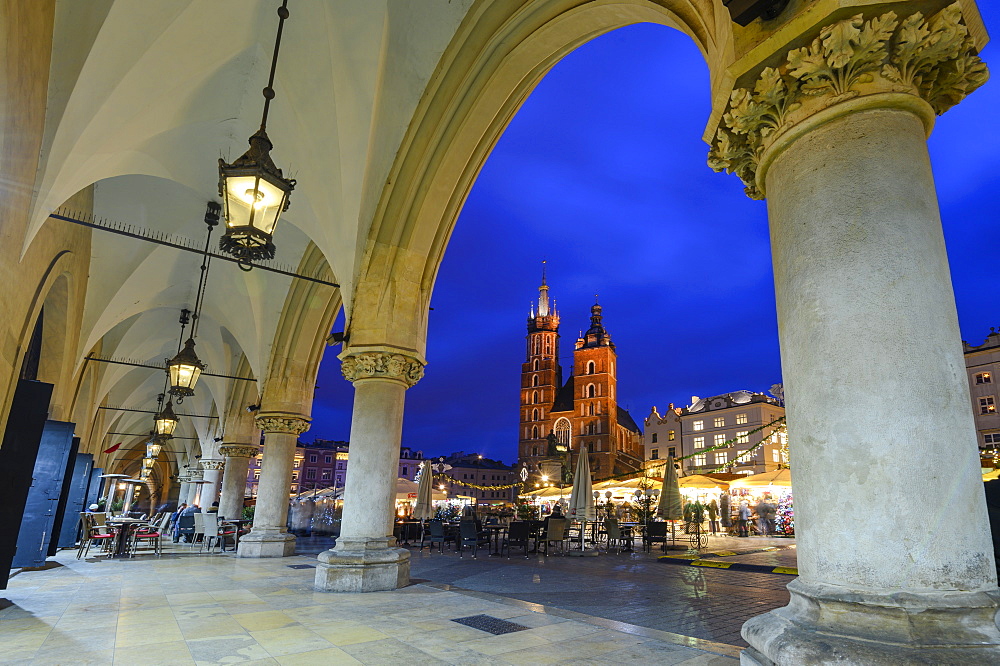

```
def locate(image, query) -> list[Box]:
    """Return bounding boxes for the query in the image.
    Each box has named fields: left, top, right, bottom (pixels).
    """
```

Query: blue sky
left=311, top=8, right=1000, bottom=464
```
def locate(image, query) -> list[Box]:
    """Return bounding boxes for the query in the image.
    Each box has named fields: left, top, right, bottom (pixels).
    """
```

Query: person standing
left=738, top=501, right=751, bottom=537
left=707, top=499, right=719, bottom=535
left=720, top=492, right=731, bottom=535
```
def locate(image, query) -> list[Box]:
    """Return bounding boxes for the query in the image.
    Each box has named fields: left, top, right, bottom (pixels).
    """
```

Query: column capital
left=199, top=459, right=225, bottom=471
left=219, top=444, right=260, bottom=459
left=255, top=413, right=311, bottom=435
left=338, top=347, right=425, bottom=388
left=708, top=2, right=987, bottom=199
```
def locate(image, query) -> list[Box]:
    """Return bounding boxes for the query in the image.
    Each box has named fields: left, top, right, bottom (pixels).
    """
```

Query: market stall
left=728, top=468, right=793, bottom=536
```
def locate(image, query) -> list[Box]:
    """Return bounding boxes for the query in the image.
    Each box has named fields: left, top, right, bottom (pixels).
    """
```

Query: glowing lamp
left=166, top=338, right=205, bottom=400
left=154, top=400, right=178, bottom=436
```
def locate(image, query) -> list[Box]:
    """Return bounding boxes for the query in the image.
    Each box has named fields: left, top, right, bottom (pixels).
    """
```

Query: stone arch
left=349, top=0, right=732, bottom=353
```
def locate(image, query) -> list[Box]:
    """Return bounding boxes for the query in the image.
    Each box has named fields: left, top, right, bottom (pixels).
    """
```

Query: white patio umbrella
left=413, top=461, right=435, bottom=521
left=656, top=456, right=684, bottom=549
left=567, top=445, right=597, bottom=555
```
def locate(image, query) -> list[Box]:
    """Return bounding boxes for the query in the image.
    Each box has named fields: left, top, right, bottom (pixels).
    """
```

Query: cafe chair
left=502, top=521, right=532, bottom=559
left=192, top=512, right=206, bottom=547
left=130, top=522, right=163, bottom=557
left=200, top=513, right=237, bottom=553
left=603, top=518, right=625, bottom=554
left=77, top=513, right=115, bottom=559
left=643, top=521, right=669, bottom=553
left=176, top=514, right=196, bottom=543
left=427, top=520, right=451, bottom=553
left=457, top=520, right=490, bottom=558
left=539, top=518, right=568, bottom=556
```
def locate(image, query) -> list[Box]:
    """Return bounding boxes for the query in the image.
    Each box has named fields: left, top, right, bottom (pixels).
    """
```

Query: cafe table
left=105, top=517, right=149, bottom=558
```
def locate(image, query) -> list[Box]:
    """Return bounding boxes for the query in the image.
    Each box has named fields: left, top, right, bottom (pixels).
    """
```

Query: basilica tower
left=519, top=265, right=561, bottom=468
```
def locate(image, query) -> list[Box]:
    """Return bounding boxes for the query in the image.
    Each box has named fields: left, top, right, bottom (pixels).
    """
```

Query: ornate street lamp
left=154, top=398, right=178, bottom=436
left=141, top=457, right=155, bottom=473
left=218, top=1, right=295, bottom=264
left=146, top=433, right=164, bottom=460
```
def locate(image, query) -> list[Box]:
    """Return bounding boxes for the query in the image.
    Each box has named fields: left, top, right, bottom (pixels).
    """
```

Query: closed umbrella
left=656, top=456, right=683, bottom=549
left=567, top=445, right=597, bottom=555
left=413, top=461, right=435, bottom=521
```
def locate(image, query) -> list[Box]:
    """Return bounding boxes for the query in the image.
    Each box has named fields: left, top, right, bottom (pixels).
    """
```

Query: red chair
left=130, top=524, right=162, bottom=556
left=77, top=513, right=115, bottom=559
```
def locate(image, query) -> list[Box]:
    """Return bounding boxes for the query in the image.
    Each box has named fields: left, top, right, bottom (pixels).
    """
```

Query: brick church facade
left=518, top=270, right=643, bottom=484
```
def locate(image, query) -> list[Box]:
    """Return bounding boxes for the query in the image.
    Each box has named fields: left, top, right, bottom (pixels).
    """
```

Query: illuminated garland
left=433, top=473, right=523, bottom=491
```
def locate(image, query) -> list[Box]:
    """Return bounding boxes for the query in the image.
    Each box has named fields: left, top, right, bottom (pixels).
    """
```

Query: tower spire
left=538, top=260, right=550, bottom=317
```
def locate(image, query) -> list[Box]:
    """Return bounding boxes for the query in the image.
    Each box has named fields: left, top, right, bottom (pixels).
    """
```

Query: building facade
left=678, top=391, right=786, bottom=475
left=966, top=329, right=1000, bottom=468
left=246, top=440, right=423, bottom=497
left=436, top=452, right=518, bottom=505
left=518, top=273, right=643, bottom=484
left=643, top=404, right=684, bottom=464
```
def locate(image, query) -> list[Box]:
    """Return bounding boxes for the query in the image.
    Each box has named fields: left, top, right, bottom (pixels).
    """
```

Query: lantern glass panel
left=141, top=458, right=155, bottom=471
left=155, top=416, right=177, bottom=436
left=146, top=441, right=162, bottom=459
left=169, top=360, right=202, bottom=392
left=224, top=174, right=286, bottom=235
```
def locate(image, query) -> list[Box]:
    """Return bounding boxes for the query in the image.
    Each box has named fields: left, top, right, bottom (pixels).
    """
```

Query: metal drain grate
left=452, top=614, right=529, bottom=635
left=287, top=564, right=316, bottom=569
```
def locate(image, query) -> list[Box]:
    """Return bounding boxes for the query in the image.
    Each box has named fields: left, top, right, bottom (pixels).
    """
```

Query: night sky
left=310, top=7, right=1000, bottom=464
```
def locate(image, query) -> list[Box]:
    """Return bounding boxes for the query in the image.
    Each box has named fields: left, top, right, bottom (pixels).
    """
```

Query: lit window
left=321, top=469, right=331, bottom=480
left=694, top=436, right=705, bottom=449
left=737, top=431, right=750, bottom=444
left=982, top=396, right=997, bottom=414
left=293, top=459, right=301, bottom=468
left=253, top=470, right=260, bottom=480
left=977, top=372, right=993, bottom=384
left=736, top=413, right=748, bottom=425
left=693, top=421, right=704, bottom=431
left=651, top=433, right=658, bottom=443
left=694, top=454, right=707, bottom=466
left=713, top=417, right=725, bottom=428
left=668, top=430, right=675, bottom=441
left=292, top=472, right=299, bottom=481
left=772, top=449, right=780, bottom=462
left=651, top=449, right=659, bottom=460
left=715, top=452, right=727, bottom=464
left=714, top=434, right=726, bottom=447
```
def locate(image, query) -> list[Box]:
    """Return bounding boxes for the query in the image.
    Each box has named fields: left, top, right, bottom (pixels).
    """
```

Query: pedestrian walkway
left=0, top=541, right=748, bottom=665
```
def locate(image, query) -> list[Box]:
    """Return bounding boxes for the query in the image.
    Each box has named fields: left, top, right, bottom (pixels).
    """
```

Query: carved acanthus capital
left=218, top=444, right=260, bottom=459
left=255, top=413, right=311, bottom=435
left=709, top=2, right=988, bottom=199
left=340, top=350, right=425, bottom=387
left=186, top=469, right=204, bottom=481
left=199, top=459, right=225, bottom=471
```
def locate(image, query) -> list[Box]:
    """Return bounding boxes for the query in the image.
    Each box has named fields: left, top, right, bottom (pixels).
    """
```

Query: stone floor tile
left=231, top=611, right=299, bottom=632
left=178, top=615, right=249, bottom=640
left=273, top=646, right=363, bottom=665
left=40, top=625, right=118, bottom=652
left=462, top=631, right=551, bottom=656
left=115, top=620, right=183, bottom=647
left=307, top=622, right=389, bottom=647
left=185, top=633, right=273, bottom=664
left=113, top=639, right=195, bottom=665
left=340, top=637, right=445, bottom=665
left=166, top=592, right=219, bottom=607
left=250, top=624, right=334, bottom=657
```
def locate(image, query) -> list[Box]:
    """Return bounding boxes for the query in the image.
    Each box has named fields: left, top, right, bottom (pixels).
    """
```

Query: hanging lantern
left=166, top=337, right=205, bottom=400
left=218, top=131, right=294, bottom=262
left=141, top=457, right=155, bottom=473
left=217, top=1, right=295, bottom=264
left=154, top=400, right=178, bottom=436
left=146, top=435, right=164, bottom=460
left=139, top=468, right=151, bottom=481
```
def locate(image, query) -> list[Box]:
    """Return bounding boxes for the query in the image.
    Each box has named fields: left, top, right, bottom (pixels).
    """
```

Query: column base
left=314, top=537, right=410, bottom=592
left=236, top=529, right=296, bottom=558
left=741, top=579, right=1000, bottom=665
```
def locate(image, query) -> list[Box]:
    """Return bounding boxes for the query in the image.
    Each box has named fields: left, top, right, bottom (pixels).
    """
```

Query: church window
left=588, top=403, right=594, bottom=416
left=533, top=359, right=539, bottom=371
left=532, top=426, right=538, bottom=439
left=587, top=361, right=595, bottom=374
left=532, top=408, right=538, bottom=421
left=554, top=418, right=571, bottom=449
left=532, top=390, right=538, bottom=404
left=586, top=383, right=596, bottom=398
left=532, top=375, right=539, bottom=387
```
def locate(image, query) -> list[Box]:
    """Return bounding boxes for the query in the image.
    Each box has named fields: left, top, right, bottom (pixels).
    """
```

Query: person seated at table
left=460, top=505, right=483, bottom=532
left=206, top=501, right=219, bottom=514
left=542, top=504, right=564, bottom=531
left=171, top=503, right=187, bottom=542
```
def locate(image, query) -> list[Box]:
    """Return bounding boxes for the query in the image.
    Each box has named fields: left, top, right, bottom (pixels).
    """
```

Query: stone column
left=186, top=469, right=204, bottom=506
left=199, top=460, right=225, bottom=508
left=708, top=5, right=999, bottom=663
left=237, top=414, right=310, bottom=558
left=177, top=480, right=192, bottom=507
left=316, top=349, right=424, bottom=592
left=218, top=445, right=258, bottom=520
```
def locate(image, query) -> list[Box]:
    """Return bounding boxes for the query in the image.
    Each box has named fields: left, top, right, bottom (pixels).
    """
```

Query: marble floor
left=0, top=541, right=742, bottom=665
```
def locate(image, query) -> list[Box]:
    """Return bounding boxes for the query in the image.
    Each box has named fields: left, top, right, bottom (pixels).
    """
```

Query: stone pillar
left=237, top=414, right=310, bottom=558
left=708, top=5, right=999, bottom=663
left=316, top=349, right=424, bottom=592
left=218, top=445, right=258, bottom=520
left=186, top=469, right=204, bottom=506
left=177, top=481, right=192, bottom=507
left=199, top=460, right=225, bottom=508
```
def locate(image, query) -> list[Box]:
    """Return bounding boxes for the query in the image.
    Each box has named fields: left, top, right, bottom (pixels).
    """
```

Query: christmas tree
left=774, top=493, right=794, bottom=536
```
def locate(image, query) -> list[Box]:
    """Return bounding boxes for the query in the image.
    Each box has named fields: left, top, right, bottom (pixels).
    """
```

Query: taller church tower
left=519, top=264, right=561, bottom=468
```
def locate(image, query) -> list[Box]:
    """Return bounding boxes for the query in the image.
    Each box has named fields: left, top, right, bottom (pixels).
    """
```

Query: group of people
left=169, top=501, right=221, bottom=542
left=734, top=496, right=777, bottom=537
